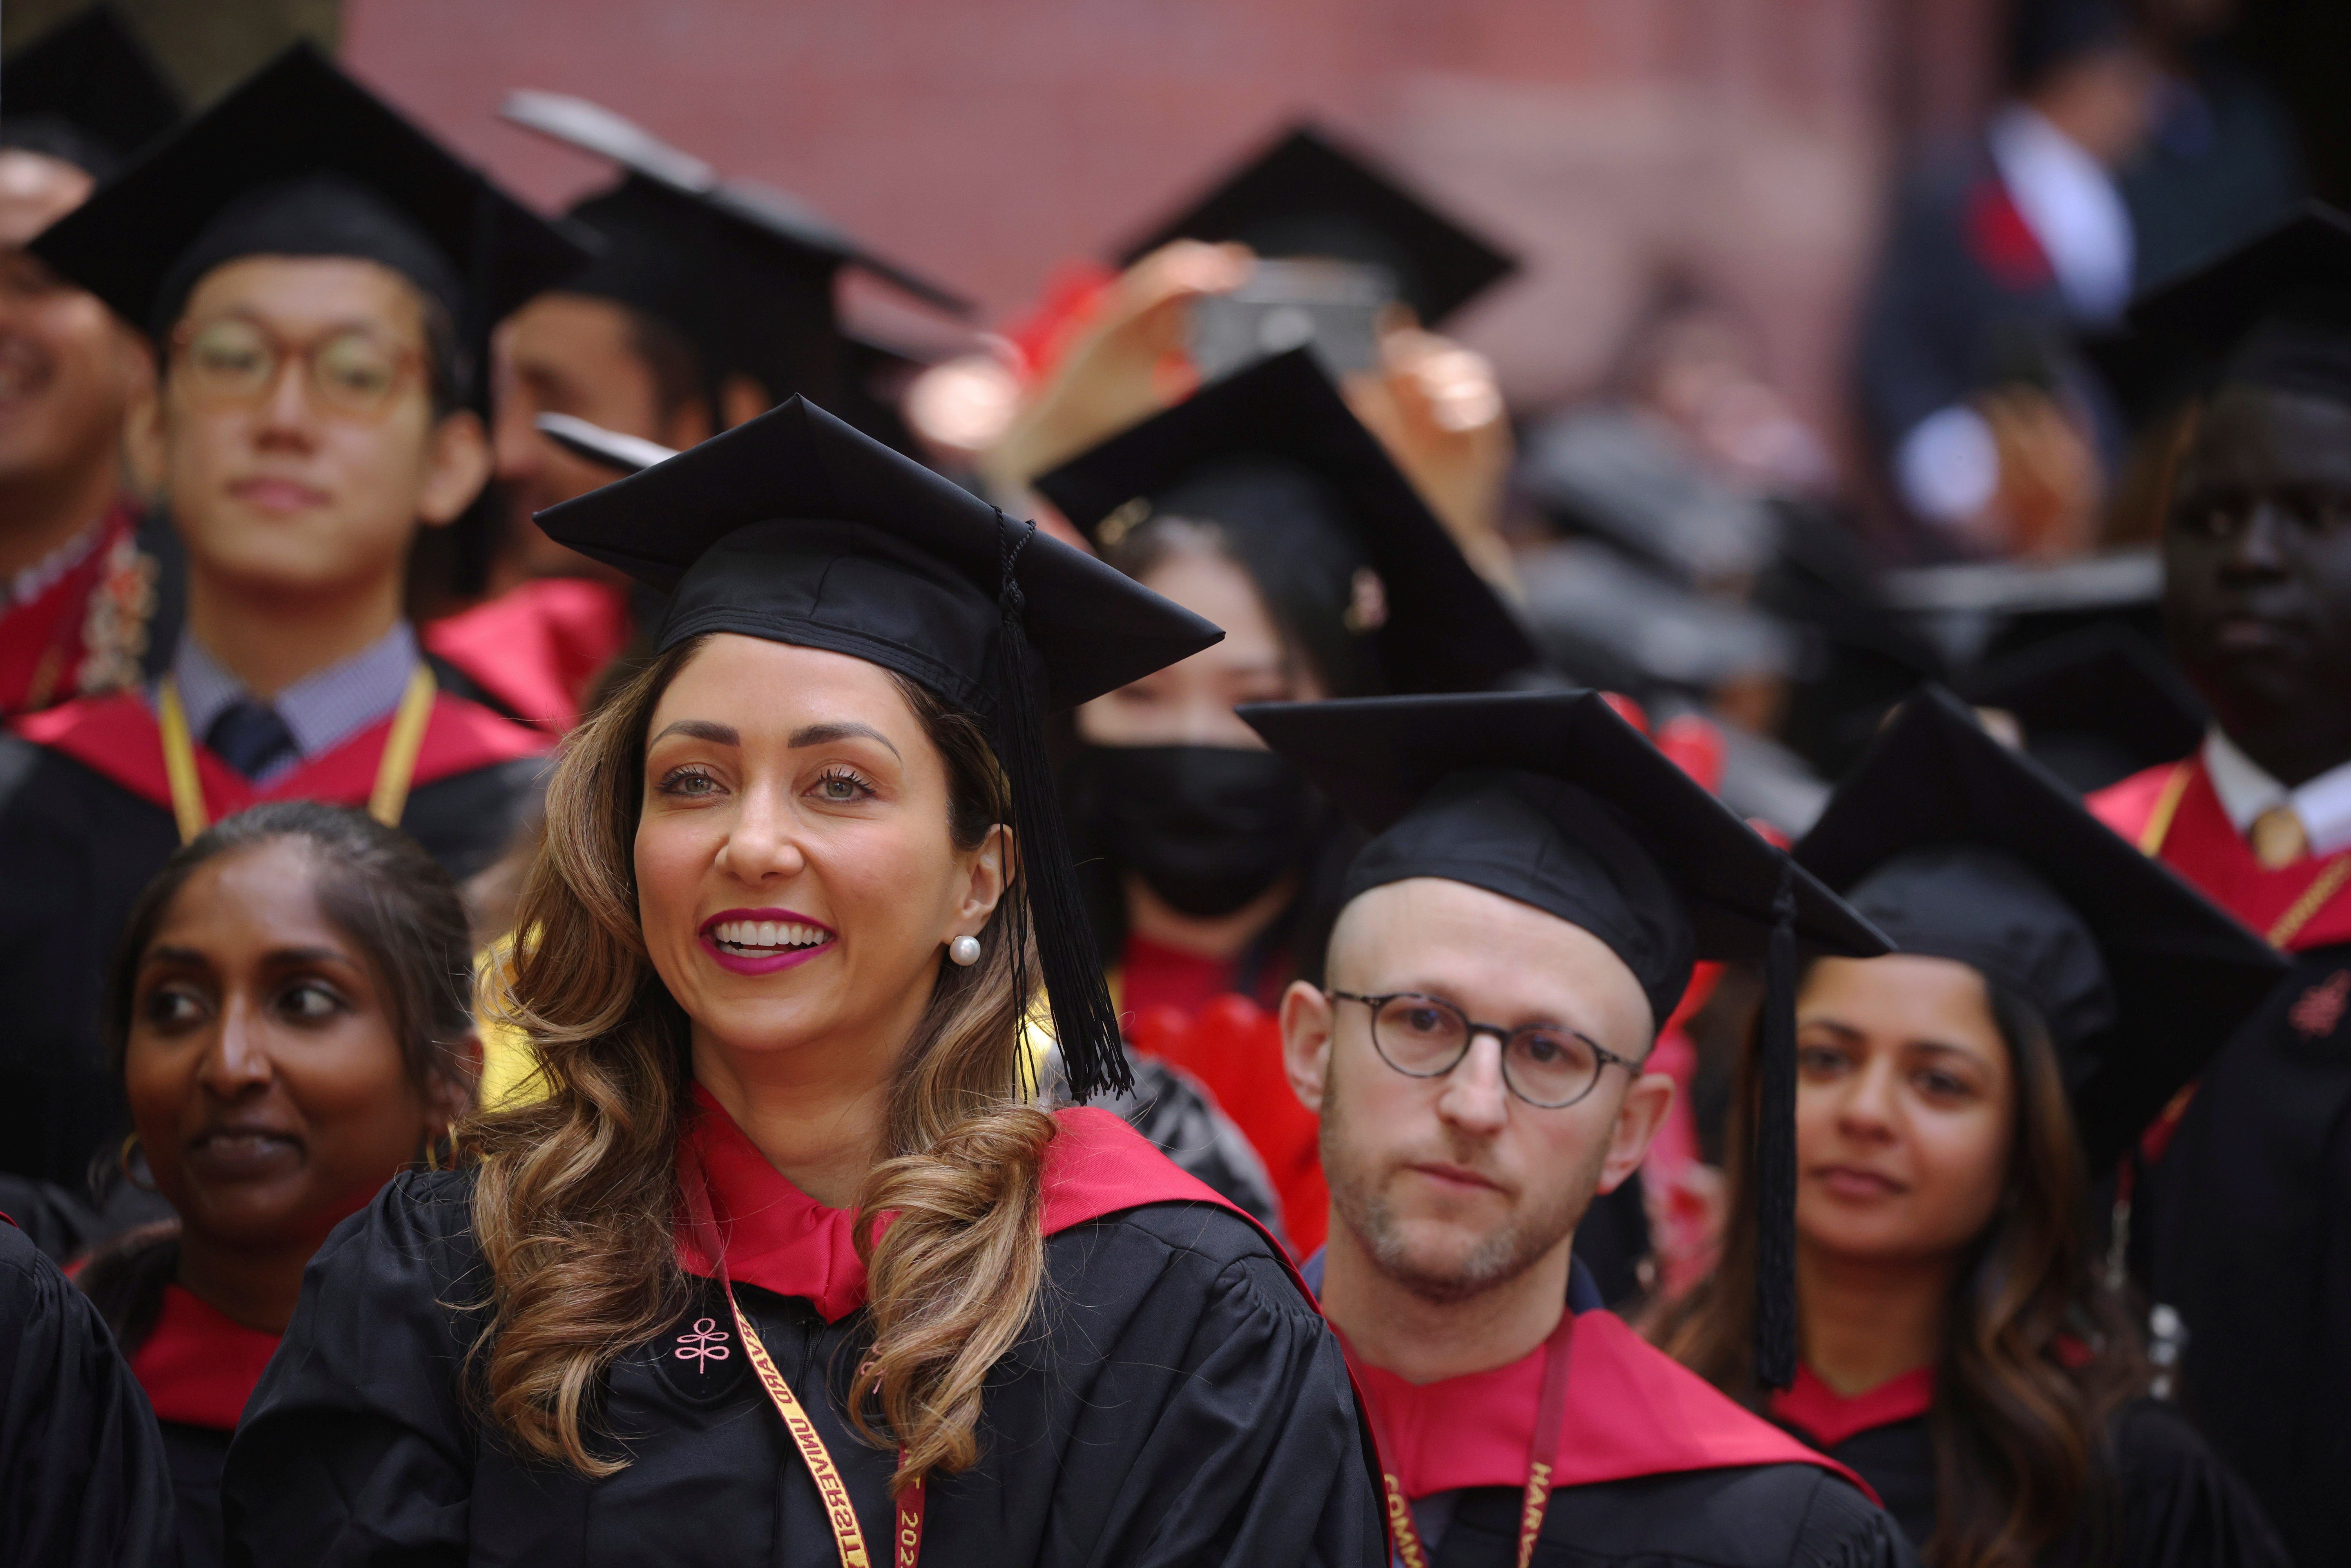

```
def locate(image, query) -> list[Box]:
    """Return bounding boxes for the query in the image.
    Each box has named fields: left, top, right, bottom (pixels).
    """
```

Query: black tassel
left=994, top=513, right=1132, bottom=1101
left=1755, top=862, right=1800, bottom=1391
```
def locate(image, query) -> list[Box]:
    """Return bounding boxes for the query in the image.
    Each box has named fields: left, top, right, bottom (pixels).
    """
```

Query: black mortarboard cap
left=1241, top=689, right=1887, bottom=1388
left=537, top=397, right=1221, bottom=1099
left=1115, top=123, right=1517, bottom=326
left=0, top=6, right=182, bottom=177
left=2101, top=204, right=2351, bottom=420
left=1796, top=686, right=2282, bottom=1174
left=28, top=43, right=587, bottom=395
left=1955, top=623, right=2206, bottom=793
left=1035, top=348, right=1536, bottom=695
left=503, top=91, right=970, bottom=418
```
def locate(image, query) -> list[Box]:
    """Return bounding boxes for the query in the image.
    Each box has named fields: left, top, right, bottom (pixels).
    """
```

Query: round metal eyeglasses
left=1328, top=990, right=1638, bottom=1109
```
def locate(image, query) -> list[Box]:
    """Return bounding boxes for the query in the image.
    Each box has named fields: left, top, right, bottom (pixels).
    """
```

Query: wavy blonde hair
left=463, top=635, right=1054, bottom=1491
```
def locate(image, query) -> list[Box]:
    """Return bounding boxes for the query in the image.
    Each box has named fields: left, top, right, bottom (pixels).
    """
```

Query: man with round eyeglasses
left=0, top=48, right=583, bottom=1191
left=1245, top=690, right=1914, bottom=1568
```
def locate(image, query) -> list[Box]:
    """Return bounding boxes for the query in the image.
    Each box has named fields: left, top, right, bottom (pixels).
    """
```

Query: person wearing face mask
left=222, top=397, right=1385, bottom=1565
left=1036, top=348, right=1536, bottom=1249
left=0, top=49, right=583, bottom=1193
left=1663, top=688, right=2288, bottom=1568
left=0, top=9, right=181, bottom=717
left=1243, top=689, right=1910, bottom=1567
left=72, top=802, right=479, bottom=1568
left=2082, top=205, right=2351, bottom=1565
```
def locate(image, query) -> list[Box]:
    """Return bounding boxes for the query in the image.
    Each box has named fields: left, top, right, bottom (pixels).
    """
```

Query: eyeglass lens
left=181, top=317, right=408, bottom=416
left=1368, top=994, right=1603, bottom=1108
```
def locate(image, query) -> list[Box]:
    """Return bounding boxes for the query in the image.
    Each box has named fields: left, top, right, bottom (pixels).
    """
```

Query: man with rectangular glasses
left=1246, top=690, right=1916, bottom=1568
left=0, top=47, right=582, bottom=1191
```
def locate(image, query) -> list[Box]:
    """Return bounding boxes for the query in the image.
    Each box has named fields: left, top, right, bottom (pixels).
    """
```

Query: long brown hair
left=1655, top=967, right=2145, bottom=1568
left=465, top=635, right=1054, bottom=1491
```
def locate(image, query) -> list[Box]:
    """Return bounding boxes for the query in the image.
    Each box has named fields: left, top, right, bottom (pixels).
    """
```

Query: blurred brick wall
left=342, top=0, right=2001, bottom=443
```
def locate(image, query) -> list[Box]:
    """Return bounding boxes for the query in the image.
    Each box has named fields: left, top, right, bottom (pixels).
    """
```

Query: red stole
left=129, top=1284, right=283, bottom=1431
left=422, top=576, right=634, bottom=732
left=1769, top=1363, right=1935, bottom=1450
left=0, top=502, right=144, bottom=715
left=1126, top=992, right=1328, bottom=1257
left=675, top=1084, right=1312, bottom=1320
left=1351, top=1311, right=1872, bottom=1499
left=13, top=685, right=551, bottom=818
left=2093, top=757, right=2351, bottom=952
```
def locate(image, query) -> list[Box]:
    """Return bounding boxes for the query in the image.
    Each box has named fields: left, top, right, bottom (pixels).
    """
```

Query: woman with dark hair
left=1034, top=349, right=1534, bottom=1249
left=1660, top=689, right=2288, bottom=1568
left=74, top=800, right=480, bottom=1568
left=221, top=400, right=1383, bottom=1566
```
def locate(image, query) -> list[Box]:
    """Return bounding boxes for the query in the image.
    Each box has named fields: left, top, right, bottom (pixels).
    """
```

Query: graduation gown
left=122, top=1284, right=281, bottom=1568
left=0, top=672, right=550, bottom=1188
left=1851, top=141, right=2080, bottom=561
left=1771, top=1364, right=2288, bottom=1566
left=2092, top=756, right=2351, bottom=1566
left=0, top=1213, right=176, bottom=1568
left=421, top=576, right=634, bottom=732
left=1319, top=1258, right=1910, bottom=1568
left=222, top=1094, right=1386, bottom=1566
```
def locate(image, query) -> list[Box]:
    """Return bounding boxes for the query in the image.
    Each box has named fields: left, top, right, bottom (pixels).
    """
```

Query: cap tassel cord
left=994, top=512, right=1132, bottom=1101
left=1755, top=863, right=1800, bottom=1392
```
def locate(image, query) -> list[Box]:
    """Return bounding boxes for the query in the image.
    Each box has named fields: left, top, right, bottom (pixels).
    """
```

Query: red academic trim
left=1964, top=176, right=2056, bottom=293
left=1127, top=990, right=1329, bottom=1257
left=14, top=685, right=552, bottom=817
left=676, top=1084, right=1316, bottom=1320
left=1769, top=1363, right=1934, bottom=1450
left=2092, top=757, right=2351, bottom=952
left=129, top=1284, right=282, bottom=1432
left=423, top=576, right=634, bottom=732
left=1351, top=1311, right=1874, bottom=1501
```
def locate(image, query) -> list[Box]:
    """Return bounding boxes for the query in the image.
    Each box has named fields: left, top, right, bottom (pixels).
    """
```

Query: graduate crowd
left=0, top=5, right=2346, bottom=1567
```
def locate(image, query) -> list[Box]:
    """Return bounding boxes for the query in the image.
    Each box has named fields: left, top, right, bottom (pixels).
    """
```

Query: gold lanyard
left=685, top=1158, right=924, bottom=1568
left=1368, top=1309, right=1574, bottom=1568
left=155, top=664, right=436, bottom=845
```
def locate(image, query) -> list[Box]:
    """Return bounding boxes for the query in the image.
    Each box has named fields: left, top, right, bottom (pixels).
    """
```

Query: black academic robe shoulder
left=2143, top=939, right=2351, bottom=1568
left=1429, top=1460, right=1913, bottom=1568
left=161, top=1421, right=233, bottom=1568
left=0, top=708, right=545, bottom=1188
left=0, top=1217, right=175, bottom=1568
left=223, top=1168, right=1384, bottom=1567
left=1798, top=1398, right=2286, bottom=1567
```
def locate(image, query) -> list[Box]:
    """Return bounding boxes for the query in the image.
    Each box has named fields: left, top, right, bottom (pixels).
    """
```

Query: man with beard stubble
left=1247, top=690, right=1914, bottom=1568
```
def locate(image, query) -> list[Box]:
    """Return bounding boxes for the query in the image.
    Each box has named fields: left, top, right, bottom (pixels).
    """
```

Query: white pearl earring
left=948, top=934, right=982, bottom=967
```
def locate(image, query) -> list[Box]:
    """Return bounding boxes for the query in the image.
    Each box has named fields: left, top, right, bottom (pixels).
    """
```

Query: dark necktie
left=205, top=699, right=299, bottom=780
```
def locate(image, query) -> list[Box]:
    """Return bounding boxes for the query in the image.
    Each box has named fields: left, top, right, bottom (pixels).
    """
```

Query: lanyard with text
left=684, top=1161, right=924, bottom=1568
left=1376, top=1307, right=1575, bottom=1568
left=155, top=664, right=437, bottom=844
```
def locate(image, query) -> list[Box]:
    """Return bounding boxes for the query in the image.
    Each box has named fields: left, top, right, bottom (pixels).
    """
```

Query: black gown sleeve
left=1013, top=1203, right=1382, bottom=1568
left=2096, top=1399, right=2290, bottom=1568
left=222, top=1172, right=484, bottom=1568
left=0, top=1216, right=175, bottom=1568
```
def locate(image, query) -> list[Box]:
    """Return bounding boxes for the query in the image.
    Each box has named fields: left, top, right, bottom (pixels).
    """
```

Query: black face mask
left=1068, top=744, right=1316, bottom=918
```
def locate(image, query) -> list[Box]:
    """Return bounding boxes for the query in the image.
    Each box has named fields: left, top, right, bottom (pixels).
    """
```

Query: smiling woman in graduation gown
left=1663, top=688, right=2289, bottom=1567
left=221, top=397, right=1384, bottom=1566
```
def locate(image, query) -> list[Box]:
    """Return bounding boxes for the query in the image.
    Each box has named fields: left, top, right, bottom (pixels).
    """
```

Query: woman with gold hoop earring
left=73, top=801, right=480, bottom=1568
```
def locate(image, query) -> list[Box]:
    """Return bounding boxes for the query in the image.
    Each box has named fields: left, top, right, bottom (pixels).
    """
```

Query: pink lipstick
left=697, top=907, right=837, bottom=975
